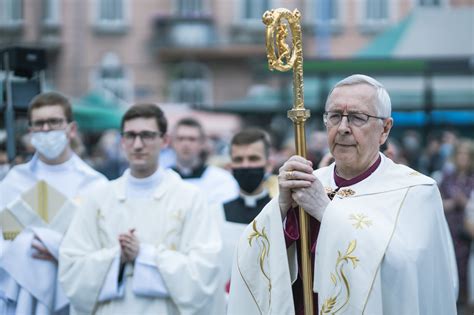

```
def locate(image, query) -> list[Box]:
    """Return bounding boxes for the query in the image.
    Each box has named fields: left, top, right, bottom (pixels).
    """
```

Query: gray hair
left=325, top=74, right=392, bottom=117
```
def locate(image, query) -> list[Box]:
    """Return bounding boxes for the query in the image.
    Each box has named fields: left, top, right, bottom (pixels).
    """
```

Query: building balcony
left=153, top=15, right=268, bottom=61
left=153, top=15, right=216, bottom=49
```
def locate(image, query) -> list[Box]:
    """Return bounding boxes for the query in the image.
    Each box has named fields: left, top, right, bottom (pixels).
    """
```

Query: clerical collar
left=334, top=154, right=381, bottom=188
left=240, top=189, right=269, bottom=207
left=125, top=167, right=164, bottom=199
left=172, top=163, right=207, bottom=179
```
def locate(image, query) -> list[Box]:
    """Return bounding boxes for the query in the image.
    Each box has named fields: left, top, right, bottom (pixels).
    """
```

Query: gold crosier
left=263, top=8, right=314, bottom=315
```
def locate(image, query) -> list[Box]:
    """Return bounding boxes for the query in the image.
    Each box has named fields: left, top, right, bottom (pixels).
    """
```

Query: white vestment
left=228, top=154, right=458, bottom=315
left=59, top=169, right=223, bottom=315
left=0, top=154, right=107, bottom=315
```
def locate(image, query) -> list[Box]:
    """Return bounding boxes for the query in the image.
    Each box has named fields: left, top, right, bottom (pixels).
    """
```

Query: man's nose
left=39, top=122, right=52, bottom=131
left=337, top=116, right=351, bottom=134
left=241, top=159, right=251, bottom=168
left=132, top=136, right=145, bottom=148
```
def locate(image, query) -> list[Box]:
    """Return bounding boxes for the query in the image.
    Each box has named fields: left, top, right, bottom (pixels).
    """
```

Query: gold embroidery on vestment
left=2, top=231, right=19, bottom=240
left=325, top=187, right=356, bottom=199
left=97, top=209, right=104, bottom=220
left=321, top=240, right=359, bottom=314
left=409, top=171, right=420, bottom=176
left=337, top=189, right=355, bottom=198
left=248, top=220, right=272, bottom=308
left=164, top=209, right=184, bottom=247
left=349, top=213, right=372, bottom=229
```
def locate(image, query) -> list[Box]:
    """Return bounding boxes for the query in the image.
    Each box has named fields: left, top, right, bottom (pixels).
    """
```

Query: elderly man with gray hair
left=228, top=74, right=457, bottom=315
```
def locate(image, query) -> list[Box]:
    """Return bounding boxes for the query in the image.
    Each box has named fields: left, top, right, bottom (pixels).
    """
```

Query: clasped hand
left=119, top=228, right=139, bottom=264
left=278, top=155, right=330, bottom=221
left=31, top=236, right=56, bottom=262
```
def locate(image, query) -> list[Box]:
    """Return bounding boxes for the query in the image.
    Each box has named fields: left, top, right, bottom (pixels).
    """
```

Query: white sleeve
left=31, top=227, right=62, bottom=260
left=132, top=243, right=169, bottom=298
left=97, top=253, right=125, bottom=302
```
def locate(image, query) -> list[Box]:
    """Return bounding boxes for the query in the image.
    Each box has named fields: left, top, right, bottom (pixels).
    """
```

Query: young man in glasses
left=228, top=75, right=457, bottom=315
left=0, top=92, right=107, bottom=314
left=59, top=103, right=223, bottom=315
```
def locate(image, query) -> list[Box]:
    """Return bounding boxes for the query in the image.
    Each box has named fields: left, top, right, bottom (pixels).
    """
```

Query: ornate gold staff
left=263, top=8, right=313, bottom=315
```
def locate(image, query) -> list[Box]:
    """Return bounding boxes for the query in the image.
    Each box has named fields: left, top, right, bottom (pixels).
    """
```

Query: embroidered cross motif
left=349, top=213, right=372, bottom=229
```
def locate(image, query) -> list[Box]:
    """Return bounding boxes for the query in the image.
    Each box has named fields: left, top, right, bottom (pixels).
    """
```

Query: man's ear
left=161, top=134, right=170, bottom=149
left=68, top=121, right=78, bottom=140
left=265, top=158, right=273, bottom=174
left=380, top=118, right=393, bottom=145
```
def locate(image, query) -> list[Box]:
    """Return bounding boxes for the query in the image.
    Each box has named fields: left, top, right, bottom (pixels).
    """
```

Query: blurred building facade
left=3, top=0, right=467, bottom=107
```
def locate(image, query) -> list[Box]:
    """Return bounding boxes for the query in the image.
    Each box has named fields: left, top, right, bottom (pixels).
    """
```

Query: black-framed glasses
left=30, top=118, right=66, bottom=130
left=121, top=131, right=160, bottom=145
left=323, top=111, right=386, bottom=127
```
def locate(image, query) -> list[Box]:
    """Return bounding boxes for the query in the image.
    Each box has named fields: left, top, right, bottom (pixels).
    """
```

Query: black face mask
left=232, top=167, right=265, bottom=194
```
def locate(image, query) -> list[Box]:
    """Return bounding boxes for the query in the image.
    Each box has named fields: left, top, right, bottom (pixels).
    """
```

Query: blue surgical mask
left=31, top=130, right=68, bottom=160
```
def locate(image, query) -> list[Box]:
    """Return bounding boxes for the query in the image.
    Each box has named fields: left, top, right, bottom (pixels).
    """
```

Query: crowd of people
left=0, top=74, right=471, bottom=314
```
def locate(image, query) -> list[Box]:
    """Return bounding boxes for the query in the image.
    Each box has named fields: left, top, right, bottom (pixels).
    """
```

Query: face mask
left=31, top=129, right=68, bottom=160
left=0, top=164, right=10, bottom=180
left=232, top=167, right=265, bottom=194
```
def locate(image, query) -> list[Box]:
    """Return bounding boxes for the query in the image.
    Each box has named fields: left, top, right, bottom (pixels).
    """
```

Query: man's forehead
left=174, top=125, right=203, bottom=138
left=30, top=104, right=66, bottom=118
left=123, top=117, right=159, bottom=132
left=327, top=85, right=377, bottom=111
left=231, top=141, right=265, bottom=156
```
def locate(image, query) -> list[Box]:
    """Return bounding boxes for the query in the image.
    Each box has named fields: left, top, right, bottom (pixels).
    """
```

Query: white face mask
left=31, top=129, right=68, bottom=160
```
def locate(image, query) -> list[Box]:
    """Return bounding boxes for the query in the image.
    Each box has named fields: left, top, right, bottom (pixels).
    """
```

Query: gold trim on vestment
left=321, top=240, right=359, bottom=314
left=237, top=239, right=263, bottom=315
left=325, top=187, right=356, bottom=199
left=163, top=209, right=184, bottom=249
left=37, top=180, right=48, bottom=222
left=248, top=220, right=272, bottom=308
left=2, top=231, right=19, bottom=240
left=361, top=188, right=410, bottom=313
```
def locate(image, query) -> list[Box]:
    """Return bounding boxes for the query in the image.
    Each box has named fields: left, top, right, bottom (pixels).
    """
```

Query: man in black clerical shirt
left=223, top=128, right=275, bottom=224
left=170, top=117, right=238, bottom=206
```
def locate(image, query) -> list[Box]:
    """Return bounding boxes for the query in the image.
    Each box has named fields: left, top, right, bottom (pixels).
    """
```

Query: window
left=0, top=0, right=23, bottom=28
left=42, top=0, right=60, bottom=27
left=366, top=0, right=388, bottom=23
left=177, top=0, right=205, bottom=16
left=169, top=62, right=211, bottom=106
left=94, top=52, right=132, bottom=102
left=95, top=0, right=129, bottom=31
left=315, top=0, right=339, bottom=25
left=243, top=0, right=269, bottom=21
left=359, top=0, right=391, bottom=32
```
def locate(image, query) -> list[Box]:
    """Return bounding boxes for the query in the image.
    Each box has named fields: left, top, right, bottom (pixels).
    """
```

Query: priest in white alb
left=59, top=103, right=223, bottom=315
left=228, top=75, right=458, bottom=315
left=0, top=92, right=107, bottom=315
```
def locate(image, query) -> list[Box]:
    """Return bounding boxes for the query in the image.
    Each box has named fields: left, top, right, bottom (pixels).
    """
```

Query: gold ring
left=287, top=171, right=294, bottom=180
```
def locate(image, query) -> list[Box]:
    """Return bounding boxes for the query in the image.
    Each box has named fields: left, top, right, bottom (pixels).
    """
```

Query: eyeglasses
left=30, top=118, right=66, bottom=130
left=121, top=131, right=160, bottom=145
left=323, top=111, right=386, bottom=127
